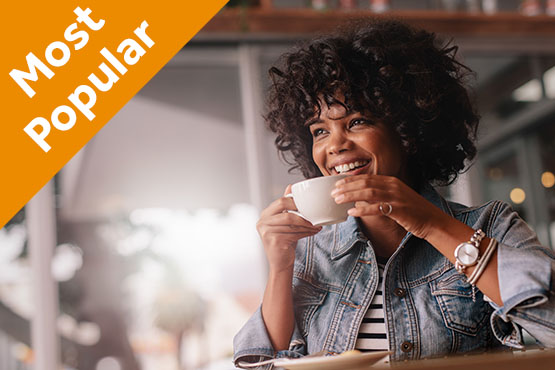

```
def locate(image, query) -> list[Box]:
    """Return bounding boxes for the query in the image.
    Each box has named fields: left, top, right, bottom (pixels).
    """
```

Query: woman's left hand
left=331, top=174, right=447, bottom=239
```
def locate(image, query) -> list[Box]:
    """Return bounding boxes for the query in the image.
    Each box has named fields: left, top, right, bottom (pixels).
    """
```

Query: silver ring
left=379, top=202, right=393, bottom=216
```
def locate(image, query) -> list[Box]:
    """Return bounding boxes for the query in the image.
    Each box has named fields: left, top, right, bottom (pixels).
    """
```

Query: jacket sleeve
left=488, top=201, right=555, bottom=348
left=233, top=306, right=307, bottom=369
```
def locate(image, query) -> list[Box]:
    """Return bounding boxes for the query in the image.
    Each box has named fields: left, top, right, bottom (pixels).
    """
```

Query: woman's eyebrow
left=304, top=117, right=322, bottom=127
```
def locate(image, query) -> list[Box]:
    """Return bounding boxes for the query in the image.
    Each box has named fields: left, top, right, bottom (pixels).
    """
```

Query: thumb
left=284, top=184, right=293, bottom=196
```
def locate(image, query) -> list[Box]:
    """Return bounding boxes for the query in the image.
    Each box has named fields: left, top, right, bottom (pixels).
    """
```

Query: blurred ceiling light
left=58, top=313, right=78, bottom=337
left=96, top=357, right=122, bottom=370
left=512, top=79, right=542, bottom=102
left=116, top=228, right=153, bottom=256
left=75, top=321, right=102, bottom=345
left=51, top=243, right=83, bottom=282
left=544, top=65, right=555, bottom=99
left=57, top=314, right=101, bottom=345
left=541, top=171, right=555, bottom=188
left=488, top=167, right=503, bottom=181
left=510, top=187, right=526, bottom=204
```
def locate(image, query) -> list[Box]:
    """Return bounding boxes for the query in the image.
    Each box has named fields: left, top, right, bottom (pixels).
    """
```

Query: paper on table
left=273, top=351, right=390, bottom=370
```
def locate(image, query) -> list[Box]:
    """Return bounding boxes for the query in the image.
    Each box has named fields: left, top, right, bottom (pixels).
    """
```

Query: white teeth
left=334, top=160, right=369, bottom=174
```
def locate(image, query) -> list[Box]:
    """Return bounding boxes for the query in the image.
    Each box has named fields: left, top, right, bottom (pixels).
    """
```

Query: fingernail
left=330, top=188, right=339, bottom=197
left=334, top=195, right=344, bottom=203
left=335, top=179, right=345, bottom=186
left=347, top=208, right=356, bottom=215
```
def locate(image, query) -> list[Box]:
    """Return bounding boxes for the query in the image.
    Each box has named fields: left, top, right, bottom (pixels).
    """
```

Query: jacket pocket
left=292, top=278, right=327, bottom=338
left=430, top=270, right=491, bottom=336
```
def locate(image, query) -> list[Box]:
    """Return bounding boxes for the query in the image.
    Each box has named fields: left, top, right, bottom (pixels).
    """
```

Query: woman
left=233, top=19, right=555, bottom=367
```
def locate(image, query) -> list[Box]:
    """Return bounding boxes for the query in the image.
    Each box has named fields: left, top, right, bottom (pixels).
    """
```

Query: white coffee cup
left=288, top=174, right=355, bottom=226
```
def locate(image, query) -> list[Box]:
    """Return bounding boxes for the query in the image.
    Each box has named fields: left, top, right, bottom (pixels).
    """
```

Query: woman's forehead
left=322, top=102, right=348, bottom=120
left=306, top=102, right=350, bottom=126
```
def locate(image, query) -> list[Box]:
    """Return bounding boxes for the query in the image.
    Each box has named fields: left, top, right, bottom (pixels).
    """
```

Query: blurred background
left=1, top=0, right=555, bottom=369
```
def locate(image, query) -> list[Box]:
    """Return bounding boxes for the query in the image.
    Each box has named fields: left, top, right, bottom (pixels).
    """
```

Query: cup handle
left=284, top=194, right=313, bottom=224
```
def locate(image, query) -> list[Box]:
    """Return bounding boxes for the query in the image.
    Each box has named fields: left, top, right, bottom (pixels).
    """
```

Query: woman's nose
left=327, top=130, right=349, bottom=154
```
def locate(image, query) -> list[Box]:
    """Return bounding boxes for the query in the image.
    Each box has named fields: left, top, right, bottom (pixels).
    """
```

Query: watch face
left=455, top=242, right=479, bottom=266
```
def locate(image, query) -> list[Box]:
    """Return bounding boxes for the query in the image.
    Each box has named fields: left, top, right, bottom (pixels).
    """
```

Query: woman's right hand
left=256, top=185, right=322, bottom=273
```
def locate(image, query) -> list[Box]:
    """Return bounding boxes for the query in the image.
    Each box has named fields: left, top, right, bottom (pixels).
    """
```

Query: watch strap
left=455, top=229, right=485, bottom=273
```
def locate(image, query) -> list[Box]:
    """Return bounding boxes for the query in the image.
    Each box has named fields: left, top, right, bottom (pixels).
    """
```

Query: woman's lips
left=333, top=162, right=370, bottom=176
left=346, top=163, right=370, bottom=176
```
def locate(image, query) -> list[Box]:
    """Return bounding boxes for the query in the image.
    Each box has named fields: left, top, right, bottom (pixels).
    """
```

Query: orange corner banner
left=0, top=1, right=229, bottom=228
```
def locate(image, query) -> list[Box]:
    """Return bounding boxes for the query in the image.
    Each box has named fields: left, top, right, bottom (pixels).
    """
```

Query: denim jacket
left=233, top=184, right=555, bottom=367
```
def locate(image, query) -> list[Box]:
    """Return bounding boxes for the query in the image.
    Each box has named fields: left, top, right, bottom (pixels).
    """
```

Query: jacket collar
left=330, top=216, right=368, bottom=260
left=420, top=182, right=455, bottom=218
left=329, top=182, right=453, bottom=260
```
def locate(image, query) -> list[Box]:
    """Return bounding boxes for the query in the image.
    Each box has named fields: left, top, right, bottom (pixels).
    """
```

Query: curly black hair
left=266, top=19, right=479, bottom=186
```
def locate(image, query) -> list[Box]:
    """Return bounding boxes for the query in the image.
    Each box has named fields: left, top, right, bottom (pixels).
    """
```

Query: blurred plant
left=152, top=262, right=206, bottom=367
left=100, top=214, right=210, bottom=367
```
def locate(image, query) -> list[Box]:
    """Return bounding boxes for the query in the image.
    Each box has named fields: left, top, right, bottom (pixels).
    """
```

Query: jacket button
left=401, top=341, right=413, bottom=353
left=394, top=288, right=406, bottom=297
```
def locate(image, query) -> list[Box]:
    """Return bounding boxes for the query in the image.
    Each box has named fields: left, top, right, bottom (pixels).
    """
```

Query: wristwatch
left=454, top=229, right=485, bottom=273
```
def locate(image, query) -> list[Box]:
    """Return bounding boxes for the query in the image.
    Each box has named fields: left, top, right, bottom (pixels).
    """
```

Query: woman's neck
left=358, top=215, right=407, bottom=258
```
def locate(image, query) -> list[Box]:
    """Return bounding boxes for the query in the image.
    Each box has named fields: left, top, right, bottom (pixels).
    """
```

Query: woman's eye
left=311, top=128, right=326, bottom=137
left=350, top=118, right=369, bottom=128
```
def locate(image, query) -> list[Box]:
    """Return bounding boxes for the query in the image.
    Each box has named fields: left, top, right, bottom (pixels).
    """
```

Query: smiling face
left=309, top=101, right=410, bottom=182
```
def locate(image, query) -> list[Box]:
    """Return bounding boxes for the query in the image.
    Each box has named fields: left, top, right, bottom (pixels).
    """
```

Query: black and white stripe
left=355, top=262, right=389, bottom=352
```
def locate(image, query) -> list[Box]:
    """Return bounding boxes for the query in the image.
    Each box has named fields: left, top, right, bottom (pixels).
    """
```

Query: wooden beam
left=202, top=9, right=555, bottom=37
left=259, top=0, right=273, bottom=10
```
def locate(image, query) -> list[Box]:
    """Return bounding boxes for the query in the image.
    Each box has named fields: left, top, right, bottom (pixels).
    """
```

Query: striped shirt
left=355, top=260, right=389, bottom=352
